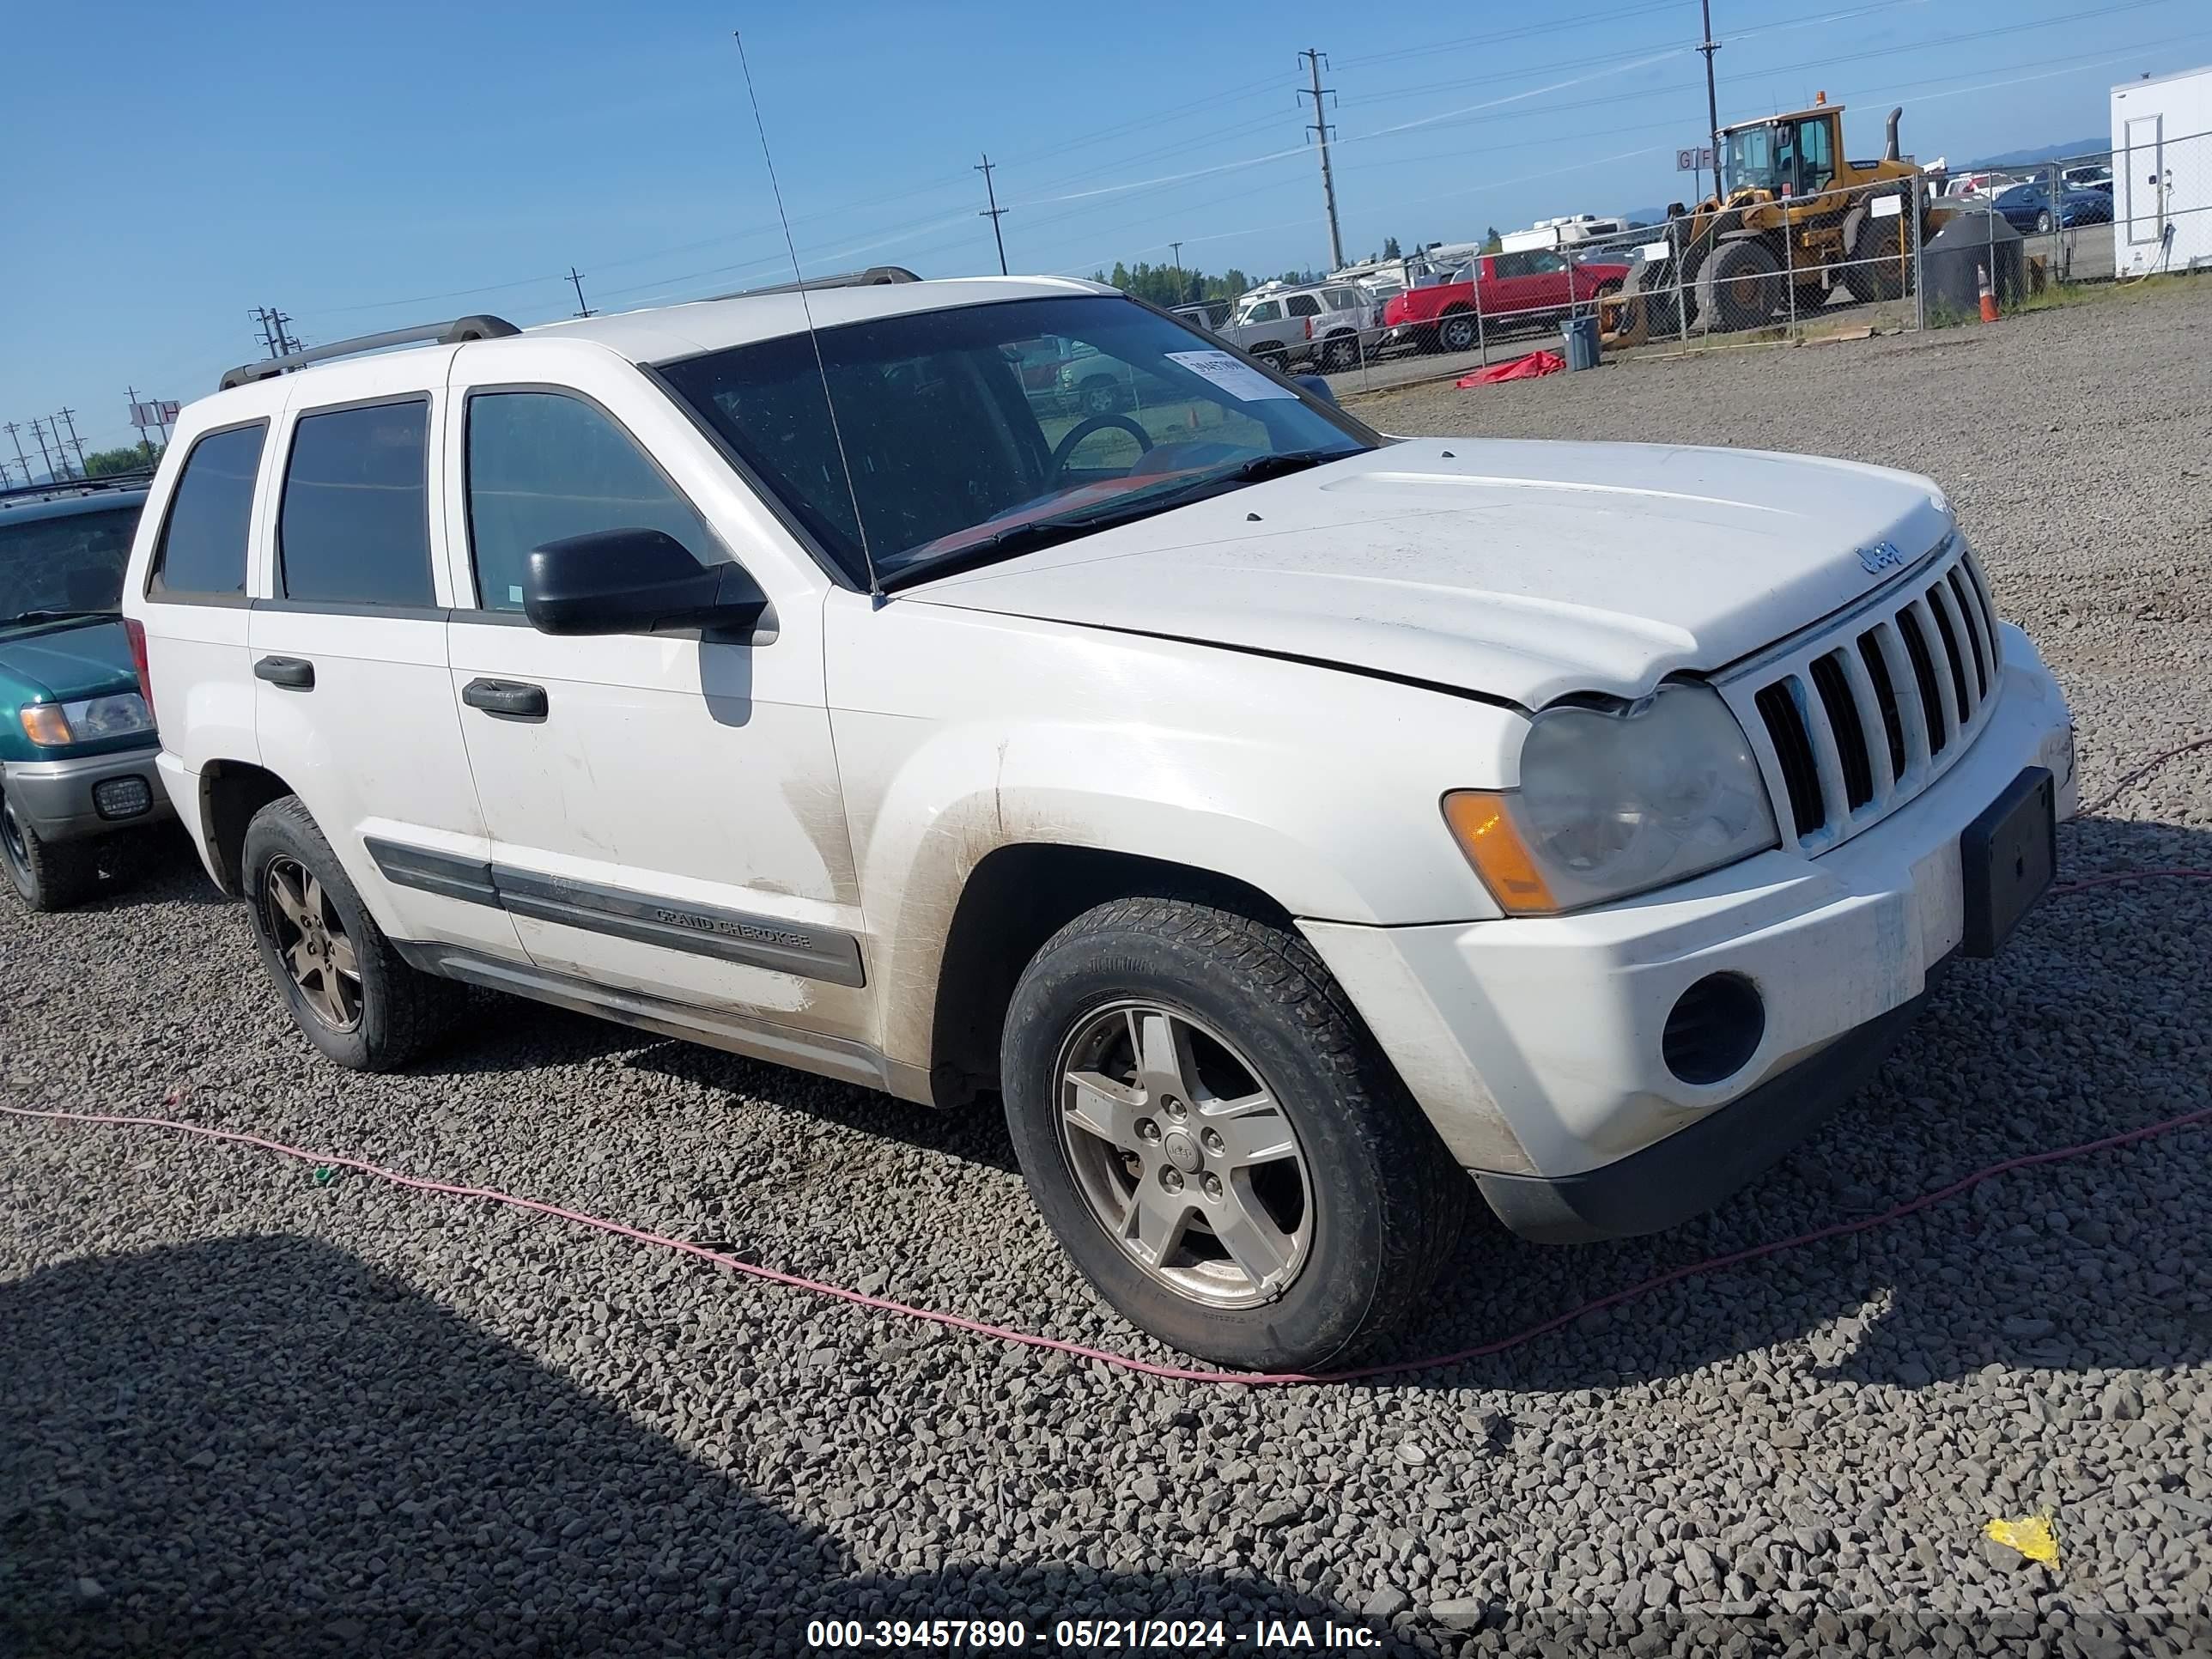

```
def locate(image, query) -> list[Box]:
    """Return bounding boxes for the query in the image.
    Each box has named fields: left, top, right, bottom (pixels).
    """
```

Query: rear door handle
left=253, top=656, right=314, bottom=690
left=461, top=678, right=549, bottom=720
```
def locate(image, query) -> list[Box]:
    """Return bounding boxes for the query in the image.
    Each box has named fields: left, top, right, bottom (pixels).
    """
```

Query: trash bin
left=1924, top=209, right=2026, bottom=319
left=1559, top=313, right=1601, bottom=371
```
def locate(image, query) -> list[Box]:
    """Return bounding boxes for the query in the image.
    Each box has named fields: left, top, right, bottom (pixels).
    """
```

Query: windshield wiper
left=4, top=607, right=112, bottom=626
left=880, top=501, right=1188, bottom=591
left=1223, top=449, right=1345, bottom=484
left=878, top=451, right=1358, bottom=592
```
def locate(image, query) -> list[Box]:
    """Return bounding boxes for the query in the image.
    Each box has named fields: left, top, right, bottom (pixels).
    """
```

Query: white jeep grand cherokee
left=121, top=273, right=2076, bottom=1370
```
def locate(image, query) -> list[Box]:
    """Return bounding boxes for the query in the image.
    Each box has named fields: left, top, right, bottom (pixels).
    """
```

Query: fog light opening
left=1662, top=972, right=1765, bottom=1086
left=93, top=776, right=153, bottom=822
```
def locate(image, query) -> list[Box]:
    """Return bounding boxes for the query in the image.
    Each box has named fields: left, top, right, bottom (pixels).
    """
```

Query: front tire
left=1000, top=896, right=1466, bottom=1371
left=241, top=796, right=451, bottom=1071
left=0, top=787, right=100, bottom=912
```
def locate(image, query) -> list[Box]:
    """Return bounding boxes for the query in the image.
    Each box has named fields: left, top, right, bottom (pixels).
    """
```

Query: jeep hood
left=0, top=617, right=141, bottom=707
left=912, top=439, right=1956, bottom=707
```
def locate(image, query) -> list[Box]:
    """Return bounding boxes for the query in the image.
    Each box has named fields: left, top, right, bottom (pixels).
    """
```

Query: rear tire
left=241, top=795, right=452, bottom=1071
left=1000, top=895, right=1467, bottom=1371
left=1843, top=216, right=1907, bottom=302
left=0, top=787, right=100, bottom=912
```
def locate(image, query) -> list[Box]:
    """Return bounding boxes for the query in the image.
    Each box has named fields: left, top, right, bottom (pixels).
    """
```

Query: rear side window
left=150, top=423, right=264, bottom=597
left=279, top=399, right=434, bottom=607
left=465, top=391, right=720, bottom=612
left=1285, top=294, right=1322, bottom=317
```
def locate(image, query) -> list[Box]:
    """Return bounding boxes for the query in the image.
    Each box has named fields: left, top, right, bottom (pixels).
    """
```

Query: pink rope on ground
left=3, top=866, right=2205, bottom=1387
left=5, top=1091, right=2208, bottom=1388
left=2079, top=734, right=2212, bottom=817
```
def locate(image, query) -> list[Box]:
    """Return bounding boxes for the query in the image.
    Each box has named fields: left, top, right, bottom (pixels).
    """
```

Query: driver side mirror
left=522, top=527, right=774, bottom=639
left=1295, top=374, right=1340, bottom=407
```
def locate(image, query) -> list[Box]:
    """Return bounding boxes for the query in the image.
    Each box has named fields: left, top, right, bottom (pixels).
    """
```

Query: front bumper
left=2, top=746, right=173, bottom=841
left=1303, top=629, right=2077, bottom=1215
left=1474, top=992, right=1924, bottom=1242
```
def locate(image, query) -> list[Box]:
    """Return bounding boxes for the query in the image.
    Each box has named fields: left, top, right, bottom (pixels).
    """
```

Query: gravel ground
left=6, top=281, right=2211, bottom=1658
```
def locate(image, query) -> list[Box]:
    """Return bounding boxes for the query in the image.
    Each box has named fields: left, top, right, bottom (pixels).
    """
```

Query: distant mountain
left=1619, top=208, right=1668, bottom=227
left=1958, top=137, right=2108, bottom=169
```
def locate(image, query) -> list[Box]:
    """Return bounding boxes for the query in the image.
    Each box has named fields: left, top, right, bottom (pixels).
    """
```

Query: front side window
left=150, top=423, right=264, bottom=598
left=279, top=400, right=434, bottom=606
left=465, top=392, right=721, bottom=611
left=656, top=295, right=1371, bottom=587
left=1, top=504, right=142, bottom=623
left=1243, top=300, right=1281, bottom=323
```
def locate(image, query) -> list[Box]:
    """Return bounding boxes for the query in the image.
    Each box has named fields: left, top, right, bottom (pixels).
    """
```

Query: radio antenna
left=733, top=30, right=880, bottom=601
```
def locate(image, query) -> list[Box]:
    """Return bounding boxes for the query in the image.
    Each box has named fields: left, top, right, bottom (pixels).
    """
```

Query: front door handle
left=462, top=678, right=549, bottom=720
left=253, top=656, right=314, bottom=690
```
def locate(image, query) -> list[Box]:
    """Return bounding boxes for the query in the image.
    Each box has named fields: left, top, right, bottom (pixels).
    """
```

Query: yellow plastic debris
left=1984, top=1513, right=2060, bottom=1567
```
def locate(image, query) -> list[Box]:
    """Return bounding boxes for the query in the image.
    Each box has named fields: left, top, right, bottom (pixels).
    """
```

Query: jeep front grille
left=1723, top=539, right=2003, bottom=855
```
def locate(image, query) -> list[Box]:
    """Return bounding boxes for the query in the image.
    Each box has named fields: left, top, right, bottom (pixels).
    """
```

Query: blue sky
left=5, top=0, right=2205, bottom=465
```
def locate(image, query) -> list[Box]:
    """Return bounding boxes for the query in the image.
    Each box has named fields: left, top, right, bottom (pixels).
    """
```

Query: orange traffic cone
left=1978, top=264, right=2000, bottom=323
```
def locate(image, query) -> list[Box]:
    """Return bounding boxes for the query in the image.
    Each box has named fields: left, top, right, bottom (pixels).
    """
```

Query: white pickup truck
left=121, top=272, right=2075, bottom=1370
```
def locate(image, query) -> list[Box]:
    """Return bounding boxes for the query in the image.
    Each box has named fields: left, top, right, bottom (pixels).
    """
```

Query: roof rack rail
left=218, top=313, right=522, bottom=392
left=704, top=265, right=921, bottom=302
left=0, top=467, right=158, bottom=505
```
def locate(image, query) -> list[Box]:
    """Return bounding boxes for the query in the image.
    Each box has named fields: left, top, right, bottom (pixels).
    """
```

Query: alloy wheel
left=1053, top=1001, right=1313, bottom=1308
left=265, top=855, right=362, bottom=1031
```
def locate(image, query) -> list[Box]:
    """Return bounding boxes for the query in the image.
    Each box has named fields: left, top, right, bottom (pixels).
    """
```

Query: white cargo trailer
left=2112, top=64, right=2212, bottom=276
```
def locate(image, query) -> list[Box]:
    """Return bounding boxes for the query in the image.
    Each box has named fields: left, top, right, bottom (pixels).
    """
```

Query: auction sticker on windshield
left=1164, top=349, right=1297, bottom=401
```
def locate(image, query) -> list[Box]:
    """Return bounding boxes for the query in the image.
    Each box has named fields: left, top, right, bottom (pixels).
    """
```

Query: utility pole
left=567, top=267, right=594, bottom=317
left=1298, top=49, right=1346, bottom=273
left=253, top=307, right=302, bottom=359
left=1170, top=240, right=1184, bottom=299
left=29, top=418, right=58, bottom=481
left=1699, top=0, right=1723, bottom=203
left=3, top=422, right=32, bottom=485
left=975, top=153, right=1009, bottom=276
left=55, top=407, right=88, bottom=474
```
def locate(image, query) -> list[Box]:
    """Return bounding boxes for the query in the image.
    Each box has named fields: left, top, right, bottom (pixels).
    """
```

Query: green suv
left=0, top=473, right=171, bottom=909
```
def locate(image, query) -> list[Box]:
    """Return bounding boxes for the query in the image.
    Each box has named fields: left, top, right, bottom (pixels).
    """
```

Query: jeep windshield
left=0, top=502, right=139, bottom=628
left=657, top=295, right=1371, bottom=588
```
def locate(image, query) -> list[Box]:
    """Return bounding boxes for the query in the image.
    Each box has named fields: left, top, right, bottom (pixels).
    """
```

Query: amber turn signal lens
left=18, top=704, right=72, bottom=747
left=1442, top=790, right=1559, bottom=915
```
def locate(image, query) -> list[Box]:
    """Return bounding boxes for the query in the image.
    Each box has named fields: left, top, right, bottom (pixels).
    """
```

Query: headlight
left=17, top=692, right=155, bottom=748
left=1443, top=683, right=1778, bottom=915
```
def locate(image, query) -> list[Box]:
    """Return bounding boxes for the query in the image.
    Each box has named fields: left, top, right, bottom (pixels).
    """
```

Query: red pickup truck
left=1382, top=249, right=1630, bottom=353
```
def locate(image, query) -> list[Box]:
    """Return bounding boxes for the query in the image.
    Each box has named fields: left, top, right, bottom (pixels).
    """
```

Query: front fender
left=831, top=598, right=1525, bottom=1073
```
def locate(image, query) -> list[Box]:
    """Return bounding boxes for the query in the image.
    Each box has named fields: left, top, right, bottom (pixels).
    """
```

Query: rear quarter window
left=149, top=423, right=266, bottom=598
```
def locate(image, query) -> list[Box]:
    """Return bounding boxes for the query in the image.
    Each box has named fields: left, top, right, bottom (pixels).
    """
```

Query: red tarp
left=1455, top=349, right=1565, bottom=387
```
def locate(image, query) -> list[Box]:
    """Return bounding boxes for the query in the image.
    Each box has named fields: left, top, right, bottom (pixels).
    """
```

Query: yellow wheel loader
left=1609, top=97, right=1954, bottom=340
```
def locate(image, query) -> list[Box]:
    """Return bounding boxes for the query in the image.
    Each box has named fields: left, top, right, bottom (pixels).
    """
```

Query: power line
left=1298, top=49, right=1346, bottom=272
left=975, top=153, right=1010, bottom=276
